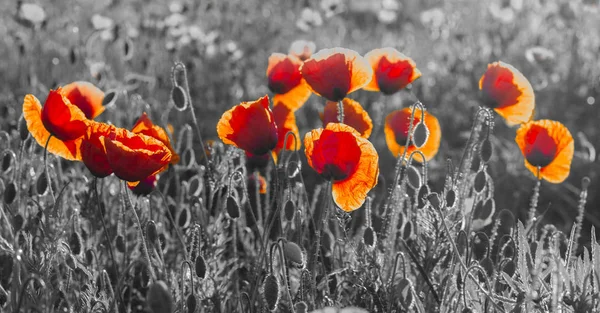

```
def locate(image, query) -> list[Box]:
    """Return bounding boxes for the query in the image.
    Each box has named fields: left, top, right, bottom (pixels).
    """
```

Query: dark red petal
left=523, top=124, right=557, bottom=167
left=301, top=53, right=351, bottom=102
left=41, top=90, right=88, bottom=141
left=311, top=129, right=361, bottom=181
left=376, top=56, right=418, bottom=95
left=268, top=56, right=303, bottom=94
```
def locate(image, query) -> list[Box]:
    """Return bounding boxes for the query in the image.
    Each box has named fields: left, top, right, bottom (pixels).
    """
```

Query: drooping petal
left=216, top=95, right=278, bottom=156
left=479, top=61, right=535, bottom=126
left=131, top=112, right=180, bottom=165
left=81, top=122, right=115, bottom=178
left=41, top=88, right=89, bottom=141
left=23, top=94, right=83, bottom=160
left=61, top=81, right=105, bottom=119
left=267, top=53, right=304, bottom=95
left=300, top=48, right=373, bottom=102
left=515, top=120, right=574, bottom=183
left=384, top=107, right=441, bottom=162
left=102, top=128, right=172, bottom=182
left=322, top=98, right=373, bottom=138
left=364, top=48, right=422, bottom=95
left=272, top=102, right=300, bottom=155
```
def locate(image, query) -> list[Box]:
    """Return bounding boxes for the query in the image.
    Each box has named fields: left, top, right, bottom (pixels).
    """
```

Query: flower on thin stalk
left=321, top=98, right=373, bottom=138
left=515, top=120, right=574, bottom=183
left=267, top=54, right=312, bottom=111
left=363, top=48, right=421, bottom=95
left=300, top=48, right=372, bottom=102
left=304, top=123, right=379, bottom=212
left=384, top=107, right=441, bottom=162
left=479, top=61, right=535, bottom=126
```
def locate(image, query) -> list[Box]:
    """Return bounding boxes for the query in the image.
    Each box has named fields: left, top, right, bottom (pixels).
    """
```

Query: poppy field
left=1, top=0, right=600, bottom=312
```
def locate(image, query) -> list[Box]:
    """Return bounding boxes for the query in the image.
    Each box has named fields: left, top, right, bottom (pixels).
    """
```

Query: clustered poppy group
left=22, top=42, right=575, bottom=211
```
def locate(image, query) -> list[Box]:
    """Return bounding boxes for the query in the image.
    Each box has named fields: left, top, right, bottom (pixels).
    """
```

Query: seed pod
left=502, top=260, right=516, bottom=277
left=470, top=154, right=481, bottom=172
left=295, top=301, right=308, bottom=313
left=226, top=196, right=240, bottom=219
left=182, top=148, right=195, bottom=168
left=473, top=170, right=486, bottom=193
left=115, top=235, right=126, bottom=253
left=261, top=274, right=280, bottom=311
left=171, top=86, right=188, bottom=111
left=146, top=220, right=158, bottom=244
left=363, top=226, right=376, bottom=248
left=412, top=122, right=429, bottom=148
left=417, top=184, right=429, bottom=207
left=480, top=257, right=494, bottom=278
left=146, top=281, right=174, bottom=313
left=19, top=114, right=29, bottom=141
left=395, top=278, right=414, bottom=309
left=4, top=182, right=16, bottom=204
left=427, top=192, right=440, bottom=208
left=195, top=255, right=206, bottom=279
left=1, top=151, right=13, bottom=173
left=445, top=188, right=456, bottom=208
left=36, top=173, right=48, bottom=195
left=406, top=165, right=421, bottom=189
left=283, top=200, right=295, bottom=221
left=283, top=241, right=304, bottom=267
left=13, top=214, right=24, bottom=232
left=186, top=293, right=196, bottom=313
left=102, top=90, right=117, bottom=107
left=69, top=232, right=82, bottom=255
left=480, top=138, right=492, bottom=163
left=401, top=221, right=413, bottom=241
left=177, top=206, right=191, bottom=229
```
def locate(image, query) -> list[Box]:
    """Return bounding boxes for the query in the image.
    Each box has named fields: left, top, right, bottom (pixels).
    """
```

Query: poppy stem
left=93, top=178, right=118, bottom=288
left=337, top=100, right=345, bottom=124
left=309, top=180, right=332, bottom=303
left=43, top=135, right=55, bottom=201
left=525, top=175, right=542, bottom=236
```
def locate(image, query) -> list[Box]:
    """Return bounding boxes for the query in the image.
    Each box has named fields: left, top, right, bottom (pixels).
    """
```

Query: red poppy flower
left=384, top=107, right=441, bottom=162
left=272, top=102, right=300, bottom=157
left=479, top=61, right=535, bottom=126
left=131, top=112, right=180, bottom=165
left=101, top=128, right=172, bottom=182
left=300, top=48, right=373, bottom=102
left=81, top=122, right=116, bottom=178
left=217, top=95, right=278, bottom=156
left=515, top=120, right=574, bottom=183
left=61, top=81, right=105, bottom=119
left=289, top=39, right=316, bottom=61
left=304, top=123, right=379, bottom=212
left=364, top=48, right=422, bottom=95
left=267, top=53, right=312, bottom=111
left=128, top=174, right=158, bottom=196
left=321, top=98, right=373, bottom=138
left=22, top=89, right=90, bottom=160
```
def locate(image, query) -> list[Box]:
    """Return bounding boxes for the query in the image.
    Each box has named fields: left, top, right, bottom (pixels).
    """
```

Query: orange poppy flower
left=515, top=120, right=574, bottom=183
left=479, top=61, right=535, bottom=126
left=131, top=112, right=180, bottom=165
left=22, top=89, right=89, bottom=160
left=363, top=48, right=422, bottom=95
left=289, top=39, right=316, bottom=61
left=300, top=48, right=373, bottom=102
left=304, top=123, right=379, bottom=212
left=321, top=98, right=373, bottom=138
left=272, top=102, right=300, bottom=157
left=384, top=107, right=441, bottom=162
left=61, top=81, right=105, bottom=119
left=101, top=128, right=172, bottom=182
left=267, top=53, right=312, bottom=111
left=217, top=95, right=278, bottom=156
left=81, top=122, right=116, bottom=178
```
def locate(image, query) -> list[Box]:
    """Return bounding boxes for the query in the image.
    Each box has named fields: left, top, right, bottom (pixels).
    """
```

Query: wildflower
left=288, top=40, right=316, bottom=61
left=131, top=112, right=180, bottom=165
left=515, top=120, right=574, bottom=183
left=363, top=48, right=421, bottom=95
left=267, top=54, right=312, bottom=111
left=61, top=81, right=106, bottom=119
left=479, top=61, right=535, bottom=126
left=217, top=96, right=278, bottom=157
left=81, top=122, right=116, bottom=178
left=384, top=107, right=441, bottom=162
left=321, top=98, right=373, bottom=138
left=304, top=123, right=379, bottom=212
left=102, top=128, right=172, bottom=182
left=272, top=102, right=300, bottom=158
left=300, top=48, right=372, bottom=102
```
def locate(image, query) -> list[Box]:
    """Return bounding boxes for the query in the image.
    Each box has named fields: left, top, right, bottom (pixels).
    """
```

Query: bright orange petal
left=131, top=112, right=180, bottom=165
left=23, top=94, right=82, bottom=160
left=41, top=88, right=89, bottom=141
left=479, top=61, right=535, bottom=126
left=61, top=81, right=105, bottom=119
left=515, top=120, right=574, bottom=183
left=272, top=102, right=300, bottom=155
left=272, top=79, right=312, bottom=112
left=384, top=107, right=441, bottom=162
left=322, top=98, right=373, bottom=138
left=304, top=123, right=362, bottom=180
left=363, top=48, right=421, bottom=94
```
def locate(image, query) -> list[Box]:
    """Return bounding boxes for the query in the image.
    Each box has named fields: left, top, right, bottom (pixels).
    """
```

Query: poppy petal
left=515, top=120, right=574, bottom=183
left=384, top=107, right=441, bottom=162
left=23, top=94, right=82, bottom=160
left=479, top=61, right=535, bottom=126
left=128, top=174, right=158, bottom=196
left=61, top=81, right=105, bottom=119
left=216, top=95, right=278, bottom=156
left=102, top=128, right=172, bottom=182
left=131, top=112, right=180, bottom=165
left=81, top=122, right=115, bottom=178
left=272, top=80, right=312, bottom=112
left=272, top=102, right=300, bottom=155
left=300, top=48, right=373, bottom=102
left=267, top=53, right=304, bottom=95
left=364, top=48, right=422, bottom=95
left=322, top=98, right=373, bottom=138
left=331, top=134, right=379, bottom=212
left=41, top=89, right=89, bottom=141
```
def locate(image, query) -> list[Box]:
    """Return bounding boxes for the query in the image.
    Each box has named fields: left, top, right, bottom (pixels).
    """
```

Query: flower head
left=267, top=54, right=312, bottom=111
left=131, top=112, right=180, bottom=165
left=81, top=122, right=116, bottom=178
left=384, top=107, right=441, bottom=162
left=321, top=98, right=373, bottom=138
left=304, top=123, right=379, bottom=212
left=515, top=120, right=574, bottom=183
left=300, top=48, right=372, bottom=102
left=364, top=48, right=421, bottom=95
left=479, top=61, right=535, bottom=126
left=61, top=81, right=106, bottom=119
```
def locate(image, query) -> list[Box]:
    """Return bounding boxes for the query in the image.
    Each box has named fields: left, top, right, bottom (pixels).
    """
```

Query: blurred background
left=0, top=0, right=598, bottom=241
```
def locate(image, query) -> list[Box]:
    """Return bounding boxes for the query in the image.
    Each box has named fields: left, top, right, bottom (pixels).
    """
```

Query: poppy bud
left=146, top=220, right=158, bottom=244
left=283, top=241, right=304, bottom=268
left=474, top=170, right=487, bottom=193
left=226, top=196, right=240, bottom=219
left=146, top=281, right=174, bottom=313
left=69, top=231, right=83, bottom=255
left=261, top=274, right=280, bottom=311
left=3, top=182, right=16, bottom=205
left=406, top=165, right=421, bottom=189
left=171, top=86, right=188, bottom=111
left=363, top=226, right=376, bottom=248
left=480, top=138, right=493, bottom=163
left=195, top=255, right=206, bottom=279
left=283, top=200, right=295, bottom=221
left=412, top=122, right=429, bottom=148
